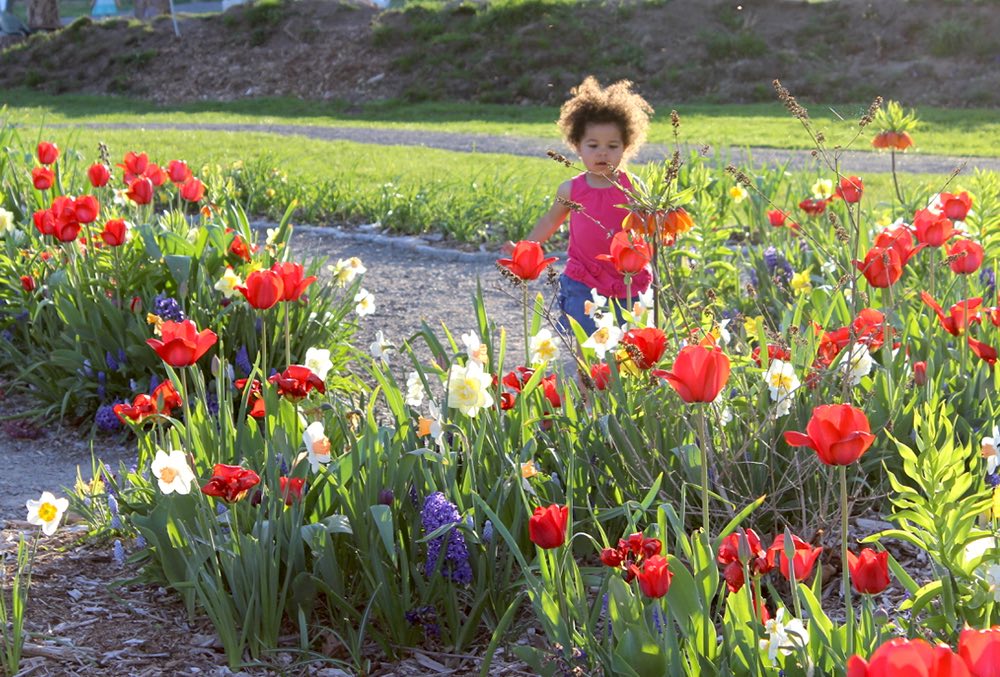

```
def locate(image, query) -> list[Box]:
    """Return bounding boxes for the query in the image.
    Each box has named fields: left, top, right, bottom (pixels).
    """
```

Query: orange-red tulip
left=271, top=261, right=317, bottom=302
left=36, top=141, right=59, bottom=165
left=528, top=504, right=567, bottom=549
left=662, top=344, right=730, bottom=403
left=958, top=627, right=1000, bottom=677
left=847, top=548, right=890, bottom=594
left=146, top=319, right=218, bottom=367
left=784, top=403, right=876, bottom=466
left=497, top=241, right=558, bottom=281
left=87, top=163, right=111, bottom=188
left=913, top=208, right=955, bottom=247
left=847, top=638, right=969, bottom=677
left=596, top=230, right=651, bottom=274
left=948, top=239, right=984, bottom=275
left=237, top=269, right=284, bottom=310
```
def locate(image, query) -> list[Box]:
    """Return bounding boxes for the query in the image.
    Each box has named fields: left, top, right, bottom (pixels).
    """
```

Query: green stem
left=696, top=404, right=711, bottom=537
left=283, top=301, right=292, bottom=368
left=890, top=148, right=904, bottom=210
left=522, top=283, right=530, bottom=365
left=880, top=287, right=894, bottom=404
left=180, top=368, right=195, bottom=457
left=841, top=465, right=854, bottom=657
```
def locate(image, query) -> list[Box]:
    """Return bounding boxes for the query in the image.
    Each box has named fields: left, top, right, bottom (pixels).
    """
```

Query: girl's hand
left=501, top=240, right=516, bottom=255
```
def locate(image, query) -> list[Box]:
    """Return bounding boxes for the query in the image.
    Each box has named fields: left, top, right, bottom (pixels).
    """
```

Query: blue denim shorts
left=557, top=274, right=637, bottom=336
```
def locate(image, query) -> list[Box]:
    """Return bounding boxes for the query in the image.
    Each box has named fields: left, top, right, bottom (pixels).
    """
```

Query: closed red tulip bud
left=767, top=209, right=788, bottom=227
left=146, top=319, right=218, bottom=367
left=167, top=159, right=193, bottom=184
left=784, top=403, right=876, bottom=466
left=497, top=241, right=558, bottom=281
left=596, top=230, right=651, bottom=275
left=940, top=191, right=972, bottom=221
left=958, top=627, right=1000, bottom=677
left=126, top=177, right=154, bottom=205
left=528, top=504, right=568, bottom=549
left=119, top=151, right=149, bottom=182
left=271, top=261, right=317, bottom=302
left=854, top=246, right=908, bottom=288
left=31, top=167, right=54, bottom=191
left=913, top=361, right=927, bottom=386
left=279, top=477, right=306, bottom=505
left=237, top=269, right=284, bottom=309
left=767, top=534, right=823, bottom=582
left=634, top=555, right=672, bottom=599
left=590, top=362, right=611, bottom=390
left=620, top=327, right=668, bottom=369
left=101, top=219, right=127, bottom=247
left=73, top=194, right=100, bottom=224
left=662, top=343, right=731, bottom=403
left=948, top=239, right=984, bottom=275
left=87, top=163, right=111, bottom=188
left=847, top=548, right=890, bottom=594
left=835, top=176, right=864, bottom=203
left=913, top=208, right=955, bottom=247
left=33, top=209, right=55, bottom=236
left=201, top=464, right=260, bottom=503
left=798, top=197, right=827, bottom=216
left=20, top=275, right=35, bottom=292
left=37, top=141, right=59, bottom=165
left=847, top=638, right=967, bottom=677
left=144, top=163, right=167, bottom=187
left=600, top=547, right=624, bottom=567
left=179, top=178, right=205, bottom=202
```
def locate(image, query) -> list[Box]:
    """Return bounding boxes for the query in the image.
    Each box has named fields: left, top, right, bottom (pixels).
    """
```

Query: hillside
left=1, top=0, right=998, bottom=107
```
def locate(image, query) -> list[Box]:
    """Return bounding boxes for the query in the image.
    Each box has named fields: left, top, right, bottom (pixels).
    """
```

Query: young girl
left=507, top=76, right=654, bottom=336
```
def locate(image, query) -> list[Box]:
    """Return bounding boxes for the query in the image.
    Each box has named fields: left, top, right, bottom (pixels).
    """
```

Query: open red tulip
left=661, top=343, right=730, bottom=403
left=497, top=241, right=558, bottom=281
left=784, top=403, right=876, bottom=466
left=146, top=319, right=218, bottom=367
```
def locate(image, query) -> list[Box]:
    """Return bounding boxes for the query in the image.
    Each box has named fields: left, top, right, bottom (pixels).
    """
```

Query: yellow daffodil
left=744, top=314, right=764, bottom=336
left=530, top=329, right=560, bottom=364
left=790, top=270, right=812, bottom=295
left=811, top=178, right=834, bottom=200
left=214, top=266, right=243, bottom=299
left=729, top=185, right=749, bottom=203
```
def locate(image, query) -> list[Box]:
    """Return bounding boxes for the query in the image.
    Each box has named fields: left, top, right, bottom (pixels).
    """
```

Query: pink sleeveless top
left=564, top=172, right=652, bottom=298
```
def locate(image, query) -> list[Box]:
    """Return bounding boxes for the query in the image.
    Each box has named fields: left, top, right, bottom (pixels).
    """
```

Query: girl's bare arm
left=503, top=181, right=572, bottom=253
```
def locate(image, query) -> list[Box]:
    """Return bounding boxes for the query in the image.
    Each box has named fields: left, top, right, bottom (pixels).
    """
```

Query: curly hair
left=557, top=76, right=654, bottom=161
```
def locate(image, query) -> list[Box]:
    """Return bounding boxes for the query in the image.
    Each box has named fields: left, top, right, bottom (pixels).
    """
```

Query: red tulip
left=271, top=261, right=317, bottom=302
left=596, top=230, right=651, bottom=275
left=633, top=555, right=672, bottom=598
left=600, top=547, right=624, bottom=567
left=914, top=361, right=928, bottom=386
left=19, top=275, right=35, bottom=292
left=847, top=638, right=969, bottom=677
left=620, top=327, right=668, bottom=369
left=590, top=362, right=611, bottom=390
left=539, top=373, right=561, bottom=409
left=499, top=392, right=516, bottom=410
left=497, top=241, right=558, bottom=281
left=784, top=403, right=876, bottom=465
left=940, top=191, right=973, bottom=222
left=87, top=163, right=111, bottom=188
left=279, top=477, right=306, bottom=505
left=113, top=394, right=159, bottom=424
left=913, top=208, right=955, bottom=247
left=921, top=292, right=982, bottom=336
left=119, top=151, right=149, bottom=182
left=126, top=177, right=154, bottom=205
left=835, top=176, right=864, bottom=203
left=179, top=178, right=205, bottom=202
left=101, top=219, right=127, bottom=247
left=31, top=167, right=54, bottom=191
left=32, top=209, right=55, bottom=236
left=36, top=141, right=59, bottom=165
left=73, top=195, right=100, bottom=224
left=167, top=160, right=192, bottom=184
left=847, top=548, right=890, bottom=594
left=767, top=534, right=823, bottom=582
left=237, top=269, right=284, bottom=310
left=501, top=366, right=534, bottom=393
left=528, top=504, right=567, bottom=549
left=235, top=378, right=266, bottom=418
left=968, top=337, right=998, bottom=366
left=751, top=343, right=792, bottom=367
left=201, top=464, right=261, bottom=503
left=143, top=163, right=167, bottom=187
left=227, top=230, right=256, bottom=262
left=767, top=209, right=788, bottom=227
left=853, top=246, right=907, bottom=288
left=717, top=528, right=772, bottom=593
left=958, top=627, right=1000, bottom=677
left=661, top=343, right=730, bottom=403
left=948, top=239, right=984, bottom=275
left=268, top=365, right=326, bottom=399
left=146, top=319, right=218, bottom=367
left=798, top=197, right=827, bottom=216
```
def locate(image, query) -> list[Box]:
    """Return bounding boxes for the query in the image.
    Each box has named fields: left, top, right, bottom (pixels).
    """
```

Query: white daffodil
left=150, top=449, right=196, bottom=495
left=530, top=328, right=560, bottom=365
left=632, top=287, right=654, bottom=318
left=353, top=288, right=375, bottom=317
left=584, top=288, right=608, bottom=318
left=764, top=359, right=799, bottom=418
left=304, top=347, right=333, bottom=381
left=982, top=426, right=999, bottom=474
left=214, top=266, right=244, bottom=299
left=820, top=259, right=837, bottom=275
left=265, top=227, right=280, bottom=245
left=985, top=564, right=1000, bottom=603
left=405, top=371, right=425, bottom=408
left=760, top=608, right=809, bottom=664
left=838, top=344, right=873, bottom=387
left=582, top=314, right=623, bottom=359
left=0, top=208, right=14, bottom=236
left=729, top=185, right=749, bottom=204
left=717, top=319, right=732, bottom=346
left=26, top=491, right=70, bottom=536
left=461, top=331, right=489, bottom=367
left=330, top=257, right=367, bottom=287
left=447, top=360, right=494, bottom=417
left=811, top=178, right=834, bottom=200
left=369, top=330, right=393, bottom=364
left=303, top=421, right=332, bottom=473
left=418, top=400, right=446, bottom=449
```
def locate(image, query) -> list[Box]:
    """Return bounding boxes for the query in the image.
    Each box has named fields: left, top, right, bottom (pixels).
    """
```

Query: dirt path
left=58, top=122, right=1000, bottom=175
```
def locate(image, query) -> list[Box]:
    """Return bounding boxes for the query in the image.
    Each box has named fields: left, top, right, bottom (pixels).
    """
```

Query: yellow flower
left=729, top=185, right=749, bottom=203
left=744, top=315, right=764, bottom=336
left=811, top=179, right=834, bottom=200
left=146, top=313, right=164, bottom=336
left=790, top=270, right=812, bottom=295
left=530, top=329, right=560, bottom=364
left=521, top=460, right=539, bottom=479
left=875, top=213, right=893, bottom=228
left=213, top=266, right=243, bottom=299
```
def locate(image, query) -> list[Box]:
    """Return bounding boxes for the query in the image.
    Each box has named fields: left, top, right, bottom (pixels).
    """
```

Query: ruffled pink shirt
left=563, top=172, right=652, bottom=298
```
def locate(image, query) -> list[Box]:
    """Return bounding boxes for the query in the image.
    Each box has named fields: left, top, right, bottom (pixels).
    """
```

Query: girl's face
left=577, top=122, right=626, bottom=176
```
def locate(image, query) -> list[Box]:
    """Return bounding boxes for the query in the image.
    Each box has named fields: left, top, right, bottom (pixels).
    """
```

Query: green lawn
left=3, top=91, right=998, bottom=158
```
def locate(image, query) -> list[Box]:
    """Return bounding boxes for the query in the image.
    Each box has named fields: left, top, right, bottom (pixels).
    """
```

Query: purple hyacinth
left=420, top=492, right=472, bottom=585
left=105, top=350, right=119, bottom=371
left=112, top=539, right=126, bottom=566
left=235, top=345, right=253, bottom=376
left=152, top=294, right=185, bottom=322
left=95, top=403, right=123, bottom=433
left=987, top=471, right=1000, bottom=488
left=981, top=267, right=996, bottom=298
left=763, top=246, right=780, bottom=273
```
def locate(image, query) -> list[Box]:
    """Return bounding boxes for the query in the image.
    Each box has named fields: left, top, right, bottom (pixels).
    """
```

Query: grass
left=3, top=91, right=998, bottom=158
left=6, top=123, right=959, bottom=246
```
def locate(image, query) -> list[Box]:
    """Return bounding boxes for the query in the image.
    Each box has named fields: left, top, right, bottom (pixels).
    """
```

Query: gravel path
left=64, top=122, right=1000, bottom=175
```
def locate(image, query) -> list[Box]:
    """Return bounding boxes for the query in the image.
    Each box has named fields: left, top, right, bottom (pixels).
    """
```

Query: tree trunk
left=26, top=0, right=59, bottom=30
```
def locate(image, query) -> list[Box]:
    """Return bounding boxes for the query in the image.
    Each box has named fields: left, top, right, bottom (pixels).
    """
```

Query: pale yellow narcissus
left=304, top=347, right=333, bottom=381
left=329, top=256, right=367, bottom=287
left=353, top=288, right=375, bottom=317
left=26, top=491, right=69, bottom=536
left=150, top=449, right=197, bottom=495
left=582, top=314, right=623, bottom=360
left=530, top=329, right=560, bottom=365
left=764, top=359, right=799, bottom=418
left=214, top=266, right=244, bottom=299
left=303, top=421, right=332, bottom=473
left=729, top=185, right=749, bottom=203
left=447, top=362, right=494, bottom=417
left=790, top=269, right=812, bottom=295
left=405, top=371, right=425, bottom=408
left=811, top=178, right=834, bottom=200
